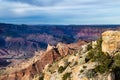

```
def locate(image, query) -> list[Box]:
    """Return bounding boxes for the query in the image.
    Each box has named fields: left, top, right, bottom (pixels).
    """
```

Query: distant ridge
left=0, top=22, right=120, bottom=27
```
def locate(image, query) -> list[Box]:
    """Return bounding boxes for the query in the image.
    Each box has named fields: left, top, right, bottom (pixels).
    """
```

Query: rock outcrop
left=43, top=41, right=115, bottom=80
left=102, top=30, right=120, bottom=56
left=46, top=44, right=54, bottom=52
left=0, top=41, right=86, bottom=80
left=56, top=40, right=86, bottom=56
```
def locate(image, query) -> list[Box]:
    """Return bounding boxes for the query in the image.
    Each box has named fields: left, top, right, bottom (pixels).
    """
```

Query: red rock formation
left=0, top=40, right=86, bottom=80
left=67, top=40, right=87, bottom=49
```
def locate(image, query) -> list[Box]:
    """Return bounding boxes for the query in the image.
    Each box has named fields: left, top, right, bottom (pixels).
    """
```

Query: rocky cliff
left=42, top=31, right=120, bottom=80
left=42, top=41, right=114, bottom=80
left=1, top=30, right=120, bottom=80
left=0, top=41, right=86, bottom=80
left=0, top=23, right=119, bottom=57
left=102, top=31, right=120, bottom=56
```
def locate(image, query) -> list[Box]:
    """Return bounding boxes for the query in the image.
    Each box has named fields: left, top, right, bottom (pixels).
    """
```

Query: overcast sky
left=0, top=0, right=120, bottom=24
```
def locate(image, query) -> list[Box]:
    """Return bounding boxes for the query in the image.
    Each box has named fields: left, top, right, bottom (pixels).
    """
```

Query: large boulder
left=102, top=30, right=120, bottom=56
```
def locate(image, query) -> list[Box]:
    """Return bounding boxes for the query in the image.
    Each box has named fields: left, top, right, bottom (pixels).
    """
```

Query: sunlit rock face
left=0, top=40, right=86, bottom=80
left=102, top=31, right=120, bottom=56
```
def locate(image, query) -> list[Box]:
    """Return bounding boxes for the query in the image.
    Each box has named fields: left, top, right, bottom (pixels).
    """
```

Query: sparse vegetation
left=58, top=66, right=66, bottom=73
left=32, top=74, right=44, bottom=80
left=73, top=61, right=78, bottom=66
left=86, top=37, right=120, bottom=76
left=62, top=72, right=71, bottom=80
left=39, top=76, right=44, bottom=80
left=58, top=62, right=70, bottom=73
left=85, top=58, right=90, bottom=63
left=113, top=54, right=120, bottom=68
left=86, top=69, right=96, bottom=78
left=87, top=42, right=92, bottom=51
left=80, top=69, right=84, bottom=73
left=0, top=70, right=4, bottom=74
left=41, top=36, right=120, bottom=80
left=113, top=67, right=120, bottom=80
left=39, top=74, right=44, bottom=80
left=87, top=38, right=113, bottom=73
left=83, top=65, right=87, bottom=68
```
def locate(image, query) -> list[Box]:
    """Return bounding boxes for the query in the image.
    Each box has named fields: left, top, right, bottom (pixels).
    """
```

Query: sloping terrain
left=0, top=41, right=86, bottom=80
left=1, top=23, right=118, bottom=68
left=41, top=31, right=120, bottom=80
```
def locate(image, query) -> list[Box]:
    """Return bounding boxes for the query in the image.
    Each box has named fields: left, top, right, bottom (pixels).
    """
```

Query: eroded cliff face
left=0, top=23, right=119, bottom=57
left=42, top=31, right=120, bottom=80
left=43, top=41, right=115, bottom=80
left=102, top=31, right=120, bottom=56
left=2, top=30, right=120, bottom=80
left=0, top=41, right=86, bottom=80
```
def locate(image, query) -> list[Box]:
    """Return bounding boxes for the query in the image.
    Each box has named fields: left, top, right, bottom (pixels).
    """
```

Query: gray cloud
left=1, top=0, right=120, bottom=24
left=5, top=0, right=60, bottom=6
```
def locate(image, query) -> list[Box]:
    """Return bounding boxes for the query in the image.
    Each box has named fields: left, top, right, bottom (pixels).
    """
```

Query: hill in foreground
left=40, top=30, right=120, bottom=80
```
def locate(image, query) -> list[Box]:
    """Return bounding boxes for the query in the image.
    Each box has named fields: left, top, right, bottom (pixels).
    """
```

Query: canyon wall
left=0, top=41, right=86, bottom=80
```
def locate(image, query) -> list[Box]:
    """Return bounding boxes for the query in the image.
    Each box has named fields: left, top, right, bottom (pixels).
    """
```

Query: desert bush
left=86, top=69, right=96, bottom=78
left=74, top=61, right=78, bottom=66
left=80, top=69, right=84, bottom=73
left=39, top=76, right=44, bottom=80
left=83, top=65, right=87, bottom=68
left=87, top=38, right=113, bottom=73
left=58, top=61, right=70, bottom=73
left=58, top=66, right=66, bottom=73
left=39, top=74, right=44, bottom=80
left=87, top=42, right=92, bottom=51
left=62, top=72, right=71, bottom=80
left=113, top=54, right=120, bottom=68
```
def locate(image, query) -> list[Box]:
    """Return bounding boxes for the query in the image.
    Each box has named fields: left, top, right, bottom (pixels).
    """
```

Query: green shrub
left=86, top=69, right=96, bottom=78
left=87, top=38, right=113, bottom=73
left=113, top=54, right=120, bottom=68
left=85, top=58, right=90, bottom=63
left=74, top=61, right=78, bottom=66
left=113, top=67, right=120, bottom=80
left=94, top=64, right=109, bottom=73
left=58, top=62, right=70, bottom=73
left=58, top=66, right=66, bottom=73
left=87, top=42, right=92, bottom=51
left=96, top=37, right=102, bottom=50
left=80, top=69, right=84, bottom=73
left=83, top=66, right=87, bottom=68
left=39, top=75, right=44, bottom=80
left=62, top=72, right=71, bottom=80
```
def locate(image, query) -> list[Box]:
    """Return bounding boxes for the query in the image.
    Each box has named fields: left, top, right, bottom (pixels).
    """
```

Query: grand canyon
left=0, top=23, right=120, bottom=80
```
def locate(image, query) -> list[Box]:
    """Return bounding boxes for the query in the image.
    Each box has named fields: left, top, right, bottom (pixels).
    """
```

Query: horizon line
left=1, top=22, right=120, bottom=26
